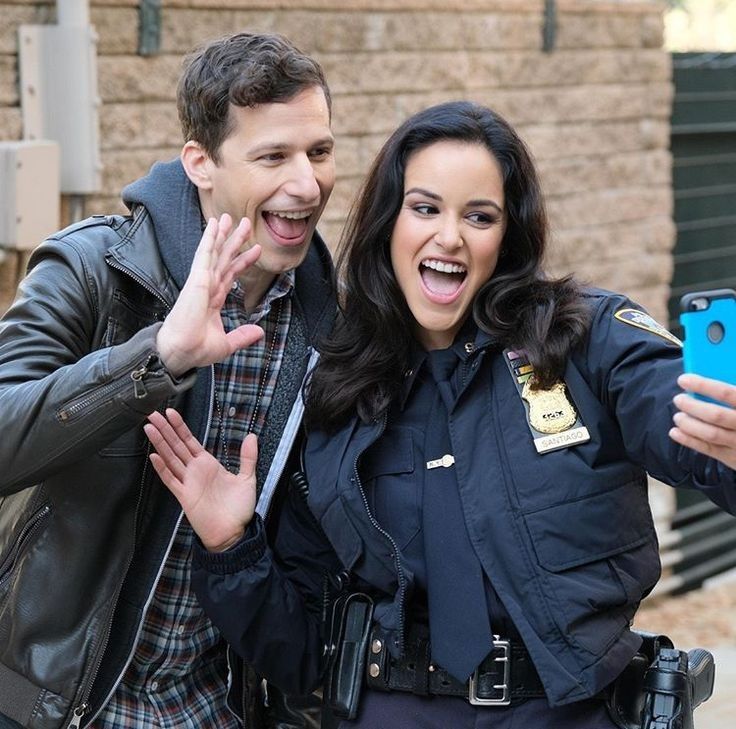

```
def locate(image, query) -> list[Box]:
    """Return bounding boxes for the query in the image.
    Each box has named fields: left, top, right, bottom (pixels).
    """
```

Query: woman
left=144, top=101, right=736, bottom=728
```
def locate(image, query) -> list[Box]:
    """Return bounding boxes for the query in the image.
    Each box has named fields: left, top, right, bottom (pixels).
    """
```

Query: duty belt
left=365, top=626, right=546, bottom=706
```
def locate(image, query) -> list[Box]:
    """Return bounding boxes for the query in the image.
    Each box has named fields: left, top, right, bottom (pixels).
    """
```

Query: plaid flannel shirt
left=93, top=273, right=293, bottom=728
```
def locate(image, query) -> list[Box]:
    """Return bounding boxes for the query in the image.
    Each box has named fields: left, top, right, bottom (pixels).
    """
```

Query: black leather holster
left=605, top=631, right=715, bottom=729
left=238, top=657, right=322, bottom=729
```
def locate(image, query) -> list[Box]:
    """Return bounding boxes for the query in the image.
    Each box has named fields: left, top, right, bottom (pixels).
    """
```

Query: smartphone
left=679, top=289, right=736, bottom=398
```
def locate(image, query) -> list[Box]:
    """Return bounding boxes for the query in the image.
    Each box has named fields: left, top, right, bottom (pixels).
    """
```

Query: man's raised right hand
left=156, top=214, right=264, bottom=377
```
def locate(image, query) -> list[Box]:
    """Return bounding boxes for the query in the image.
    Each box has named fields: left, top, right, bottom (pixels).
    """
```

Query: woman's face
left=389, top=140, right=507, bottom=350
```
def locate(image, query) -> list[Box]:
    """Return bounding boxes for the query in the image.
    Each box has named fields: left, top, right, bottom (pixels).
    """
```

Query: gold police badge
left=504, top=348, right=590, bottom=453
left=521, top=379, right=578, bottom=435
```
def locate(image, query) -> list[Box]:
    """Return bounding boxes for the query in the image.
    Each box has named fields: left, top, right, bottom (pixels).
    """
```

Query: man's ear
left=181, top=141, right=214, bottom=191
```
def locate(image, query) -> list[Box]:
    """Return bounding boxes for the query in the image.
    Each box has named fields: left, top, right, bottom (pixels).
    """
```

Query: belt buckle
left=468, top=636, right=511, bottom=706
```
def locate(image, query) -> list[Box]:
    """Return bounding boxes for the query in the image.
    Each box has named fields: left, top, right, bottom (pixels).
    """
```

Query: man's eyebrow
left=249, top=137, right=335, bottom=156
left=404, top=187, right=504, bottom=213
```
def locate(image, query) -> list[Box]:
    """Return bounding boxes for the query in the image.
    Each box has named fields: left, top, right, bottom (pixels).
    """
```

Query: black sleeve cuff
left=192, top=515, right=268, bottom=575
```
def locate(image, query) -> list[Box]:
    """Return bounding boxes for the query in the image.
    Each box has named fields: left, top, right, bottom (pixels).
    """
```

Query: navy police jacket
left=192, top=289, right=736, bottom=708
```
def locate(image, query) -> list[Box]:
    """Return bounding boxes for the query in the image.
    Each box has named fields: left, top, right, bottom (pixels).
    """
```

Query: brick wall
left=0, top=0, right=673, bottom=320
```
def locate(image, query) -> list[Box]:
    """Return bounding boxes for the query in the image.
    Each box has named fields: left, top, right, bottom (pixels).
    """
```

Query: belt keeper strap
left=366, top=627, right=391, bottom=692
left=412, top=638, right=431, bottom=696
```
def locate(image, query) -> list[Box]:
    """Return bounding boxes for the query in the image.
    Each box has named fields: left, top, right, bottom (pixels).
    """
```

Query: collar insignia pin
left=426, top=454, right=455, bottom=470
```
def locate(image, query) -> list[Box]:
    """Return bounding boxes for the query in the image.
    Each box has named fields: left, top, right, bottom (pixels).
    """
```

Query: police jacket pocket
left=360, top=432, right=418, bottom=550
left=524, top=481, right=660, bottom=656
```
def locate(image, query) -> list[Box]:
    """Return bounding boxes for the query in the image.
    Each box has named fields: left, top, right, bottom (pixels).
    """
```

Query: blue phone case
left=680, top=289, right=736, bottom=390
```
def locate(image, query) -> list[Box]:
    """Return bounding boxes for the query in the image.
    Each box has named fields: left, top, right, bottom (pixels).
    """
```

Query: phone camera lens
left=692, top=297, right=710, bottom=311
left=707, top=321, right=725, bottom=345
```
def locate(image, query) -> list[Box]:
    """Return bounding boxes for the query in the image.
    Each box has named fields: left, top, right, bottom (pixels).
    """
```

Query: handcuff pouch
left=323, top=592, right=374, bottom=720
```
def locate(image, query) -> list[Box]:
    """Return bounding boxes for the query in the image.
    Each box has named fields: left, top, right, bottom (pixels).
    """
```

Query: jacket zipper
left=352, top=412, right=407, bottom=653
left=65, top=260, right=176, bottom=729
left=66, top=703, right=88, bottom=729
left=58, top=379, right=128, bottom=421
left=57, top=356, right=157, bottom=422
left=75, top=367, right=213, bottom=729
left=0, top=504, right=51, bottom=587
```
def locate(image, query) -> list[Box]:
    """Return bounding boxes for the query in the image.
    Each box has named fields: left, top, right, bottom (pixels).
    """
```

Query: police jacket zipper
left=352, top=412, right=408, bottom=652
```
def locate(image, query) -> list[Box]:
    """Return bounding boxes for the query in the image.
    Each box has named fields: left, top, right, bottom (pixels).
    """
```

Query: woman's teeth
left=421, top=259, right=466, bottom=274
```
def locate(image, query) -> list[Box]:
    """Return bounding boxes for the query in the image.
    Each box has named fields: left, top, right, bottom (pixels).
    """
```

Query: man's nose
left=284, top=155, right=321, bottom=201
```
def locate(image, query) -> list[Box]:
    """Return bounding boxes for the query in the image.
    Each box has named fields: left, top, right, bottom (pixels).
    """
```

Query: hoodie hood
left=122, top=158, right=202, bottom=290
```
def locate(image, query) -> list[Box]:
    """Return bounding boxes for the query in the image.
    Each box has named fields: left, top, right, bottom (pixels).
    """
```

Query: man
left=0, top=32, right=336, bottom=729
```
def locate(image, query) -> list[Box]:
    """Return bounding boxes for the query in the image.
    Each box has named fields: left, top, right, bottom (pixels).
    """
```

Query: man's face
left=199, top=86, right=335, bottom=297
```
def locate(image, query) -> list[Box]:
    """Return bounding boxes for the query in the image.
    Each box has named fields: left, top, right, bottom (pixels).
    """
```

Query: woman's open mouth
left=419, top=258, right=467, bottom=302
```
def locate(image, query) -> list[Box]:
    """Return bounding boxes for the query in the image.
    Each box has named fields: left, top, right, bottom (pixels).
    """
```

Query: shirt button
left=150, top=680, right=158, bottom=692
left=228, top=406, right=236, bottom=417
left=177, top=624, right=185, bottom=635
left=231, top=280, right=238, bottom=291
left=464, top=342, right=475, bottom=353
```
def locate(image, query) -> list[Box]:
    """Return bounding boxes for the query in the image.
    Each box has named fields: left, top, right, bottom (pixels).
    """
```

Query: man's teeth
left=422, top=259, right=466, bottom=274
left=268, top=210, right=311, bottom=220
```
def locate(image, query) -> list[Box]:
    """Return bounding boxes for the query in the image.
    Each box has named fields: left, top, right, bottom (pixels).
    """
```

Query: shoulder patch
left=614, top=308, right=682, bottom=347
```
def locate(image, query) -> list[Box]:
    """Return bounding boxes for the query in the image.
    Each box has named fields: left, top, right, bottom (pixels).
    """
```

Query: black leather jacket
left=0, top=204, right=335, bottom=728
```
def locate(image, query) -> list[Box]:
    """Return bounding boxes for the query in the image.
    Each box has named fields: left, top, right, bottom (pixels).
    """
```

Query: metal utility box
left=0, top=141, right=60, bottom=251
left=18, top=24, right=101, bottom=195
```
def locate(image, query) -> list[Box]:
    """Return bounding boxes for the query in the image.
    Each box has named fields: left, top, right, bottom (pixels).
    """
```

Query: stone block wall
left=0, top=0, right=673, bottom=320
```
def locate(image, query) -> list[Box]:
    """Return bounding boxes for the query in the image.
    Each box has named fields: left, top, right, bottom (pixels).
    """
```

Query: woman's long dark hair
left=306, top=101, right=590, bottom=431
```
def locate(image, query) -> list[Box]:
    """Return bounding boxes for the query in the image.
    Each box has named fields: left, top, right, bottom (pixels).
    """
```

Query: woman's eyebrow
left=405, top=187, right=503, bottom=213
left=468, top=198, right=504, bottom=213
left=404, top=187, right=441, bottom=200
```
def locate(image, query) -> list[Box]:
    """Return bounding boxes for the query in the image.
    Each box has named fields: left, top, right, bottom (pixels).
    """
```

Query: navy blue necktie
left=423, top=349, right=493, bottom=682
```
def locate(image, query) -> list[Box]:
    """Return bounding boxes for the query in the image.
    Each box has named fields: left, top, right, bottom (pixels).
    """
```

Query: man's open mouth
left=262, top=209, right=313, bottom=242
